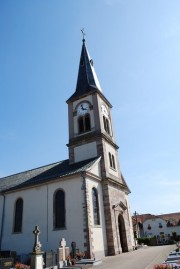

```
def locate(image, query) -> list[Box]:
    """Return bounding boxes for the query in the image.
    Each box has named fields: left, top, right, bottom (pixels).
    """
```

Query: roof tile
left=0, top=157, right=98, bottom=192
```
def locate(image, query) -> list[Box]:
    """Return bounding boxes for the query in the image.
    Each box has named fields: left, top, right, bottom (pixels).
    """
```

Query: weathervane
left=81, top=28, right=86, bottom=42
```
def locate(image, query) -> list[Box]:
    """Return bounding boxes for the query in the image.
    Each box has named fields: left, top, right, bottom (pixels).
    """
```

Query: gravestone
left=0, top=258, right=14, bottom=269
left=65, top=247, right=70, bottom=259
left=44, top=251, right=56, bottom=268
left=61, top=238, right=66, bottom=261
left=30, top=225, right=44, bottom=269
left=0, top=251, right=16, bottom=259
left=71, top=241, right=76, bottom=259
left=32, top=225, right=42, bottom=253
left=58, top=238, right=70, bottom=268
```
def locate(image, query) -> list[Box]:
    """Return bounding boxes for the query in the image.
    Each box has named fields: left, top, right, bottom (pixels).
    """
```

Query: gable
left=86, top=157, right=101, bottom=178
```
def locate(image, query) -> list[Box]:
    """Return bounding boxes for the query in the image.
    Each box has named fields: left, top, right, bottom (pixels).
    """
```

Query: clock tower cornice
left=66, top=87, right=112, bottom=109
left=67, top=130, right=119, bottom=150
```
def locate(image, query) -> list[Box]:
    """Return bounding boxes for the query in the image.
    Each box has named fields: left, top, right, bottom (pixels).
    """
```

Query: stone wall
left=102, top=180, right=134, bottom=255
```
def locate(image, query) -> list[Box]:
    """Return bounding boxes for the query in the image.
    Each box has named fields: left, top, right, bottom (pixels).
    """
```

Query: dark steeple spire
left=67, top=35, right=102, bottom=103
left=76, top=37, right=102, bottom=92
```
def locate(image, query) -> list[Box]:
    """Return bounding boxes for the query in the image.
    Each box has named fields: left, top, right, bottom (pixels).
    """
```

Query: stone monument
left=30, top=226, right=44, bottom=269
left=71, top=241, right=76, bottom=259
left=58, top=238, right=70, bottom=268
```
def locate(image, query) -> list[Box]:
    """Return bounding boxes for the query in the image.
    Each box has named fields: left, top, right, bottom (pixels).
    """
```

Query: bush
left=137, top=237, right=151, bottom=245
left=168, top=240, right=176, bottom=245
left=137, top=237, right=156, bottom=246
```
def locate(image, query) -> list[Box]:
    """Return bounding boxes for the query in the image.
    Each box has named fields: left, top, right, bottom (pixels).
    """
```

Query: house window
left=92, top=188, right=100, bottom=225
left=109, top=153, right=116, bottom=169
left=103, top=116, right=110, bottom=135
left=13, top=198, right=23, bottom=233
left=148, top=224, right=151, bottom=230
left=54, top=190, right=65, bottom=229
left=78, top=114, right=91, bottom=133
left=159, top=223, right=163, bottom=228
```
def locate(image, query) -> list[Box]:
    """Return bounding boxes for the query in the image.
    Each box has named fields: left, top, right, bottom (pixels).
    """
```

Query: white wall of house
left=143, top=217, right=180, bottom=241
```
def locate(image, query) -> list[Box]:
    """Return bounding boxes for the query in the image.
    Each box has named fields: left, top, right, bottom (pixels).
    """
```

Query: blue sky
left=0, top=0, right=180, bottom=215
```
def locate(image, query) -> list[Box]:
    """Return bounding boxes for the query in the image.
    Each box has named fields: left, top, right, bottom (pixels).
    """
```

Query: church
left=0, top=37, right=134, bottom=260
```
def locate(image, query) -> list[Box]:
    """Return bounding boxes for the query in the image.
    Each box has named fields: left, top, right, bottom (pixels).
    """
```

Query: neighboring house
left=0, top=37, right=134, bottom=261
left=132, top=213, right=144, bottom=239
left=132, top=213, right=180, bottom=243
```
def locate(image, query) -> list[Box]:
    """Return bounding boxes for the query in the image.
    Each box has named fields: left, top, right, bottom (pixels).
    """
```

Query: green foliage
left=137, top=237, right=151, bottom=245
left=137, top=236, right=157, bottom=246
left=168, top=240, right=177, bottom=245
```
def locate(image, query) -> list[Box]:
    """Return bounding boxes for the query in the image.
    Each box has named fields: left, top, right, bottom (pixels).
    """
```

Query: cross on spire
left=81, top=28, right=86, bottom=42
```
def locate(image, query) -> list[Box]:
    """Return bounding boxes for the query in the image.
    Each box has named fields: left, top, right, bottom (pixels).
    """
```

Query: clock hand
left=81, top=104, right=87, bottom=111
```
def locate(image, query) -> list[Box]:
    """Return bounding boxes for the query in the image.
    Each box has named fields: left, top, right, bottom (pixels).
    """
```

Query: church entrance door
left=118, top=214, right=128, bottom=252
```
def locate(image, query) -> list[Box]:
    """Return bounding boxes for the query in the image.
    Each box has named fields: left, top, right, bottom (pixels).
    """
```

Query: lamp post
left=133, top=211, right=139, bottom=248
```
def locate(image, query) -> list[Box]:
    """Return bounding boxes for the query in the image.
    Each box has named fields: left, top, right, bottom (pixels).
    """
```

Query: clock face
left=101, top=104, right=109, bottom=117
left=77, top=102, right=90, bottom=115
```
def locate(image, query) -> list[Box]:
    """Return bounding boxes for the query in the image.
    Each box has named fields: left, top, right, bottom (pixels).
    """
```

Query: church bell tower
left=66, top=36, right=126, bottom=184
left=66, top=36, right=133, bottom=256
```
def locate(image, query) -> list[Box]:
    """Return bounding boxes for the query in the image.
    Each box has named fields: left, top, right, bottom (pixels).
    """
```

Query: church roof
left=67, top=38, right=103, bottom=103
left=0, top=157, right=99, bottom=193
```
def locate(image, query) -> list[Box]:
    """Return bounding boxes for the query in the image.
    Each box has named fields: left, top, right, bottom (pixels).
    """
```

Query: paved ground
left=89, top=244, right=176, bottom=269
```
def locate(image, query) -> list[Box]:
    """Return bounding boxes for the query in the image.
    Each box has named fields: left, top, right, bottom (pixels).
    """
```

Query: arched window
left=92, top=188, right=100, bottom=225
left=85, top=114, right=91, bottom=131
left=106, top=118, right=110, bottom=134
left=109, top=153, right=116, bottom=169
left=13, top=198, right=23, bottom=233
left=78, top=114, right=91, bottom=133
left=109, top=152, right=112, bottom=167
left=54, top=190, right=65, bottom=229
left=112, top=155, right=116, bottom=169
left=103, top=116, right=106, bottom=131
left=78, top=116, right=84, bottom=133
left=103, top=116, right=110, bottom=135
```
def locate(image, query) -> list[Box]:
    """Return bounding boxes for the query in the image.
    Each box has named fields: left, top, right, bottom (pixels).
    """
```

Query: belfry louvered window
left=112, top=154, right=116, bottom=169
left=109, top=152, right=116, bottom=169
left=54, top=190, right=65, bottom=229
left=92, top=187, right=100, bottom=225
left=13, top=198, right=23, bottom=233
left=78, top=114, right=91, bottom=133
left=103, top=116, right=110, bottom=134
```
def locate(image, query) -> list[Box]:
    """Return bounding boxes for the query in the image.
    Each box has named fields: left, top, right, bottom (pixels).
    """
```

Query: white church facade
left=0, top=37, right=134, bottom=260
